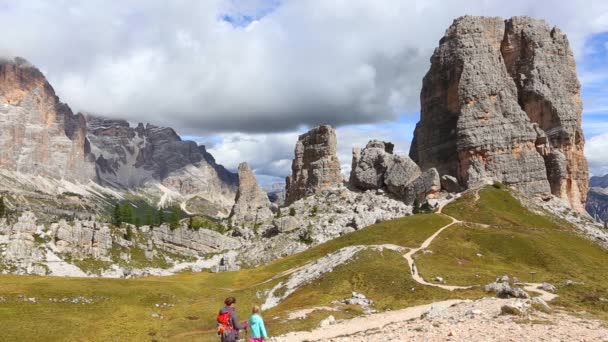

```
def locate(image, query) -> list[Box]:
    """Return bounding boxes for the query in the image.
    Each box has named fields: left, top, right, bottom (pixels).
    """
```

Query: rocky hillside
left=2, top=185, right=608, bottom=341
left=590, top=174, right=608, bottom=188
left=86, top=114, right=238, bottom=216
left=0, top=57, right=94, bottom=181
left=410, top=16, right=588, bottom=212
left=587, top=175, right=608, bottom=223
left=0, top=57, right=238, bottom=218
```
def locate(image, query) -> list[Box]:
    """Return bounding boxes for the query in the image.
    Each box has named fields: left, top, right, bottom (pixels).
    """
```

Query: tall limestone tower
left=409, top=16, right=588, bottom=211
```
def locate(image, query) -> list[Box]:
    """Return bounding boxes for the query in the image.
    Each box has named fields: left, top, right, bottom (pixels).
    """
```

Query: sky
left=0, top=0, right=607, bottom=185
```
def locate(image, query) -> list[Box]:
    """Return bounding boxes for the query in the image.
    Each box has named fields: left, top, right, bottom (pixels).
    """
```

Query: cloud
left=0, top=1, right=606, bottom=134
left=586, top=133, right=608, bottom=176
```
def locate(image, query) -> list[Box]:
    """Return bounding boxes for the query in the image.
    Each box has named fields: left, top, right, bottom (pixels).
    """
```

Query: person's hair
left=224, top=297, right=236, bottom=306
left=252, top=305, right=261, bottom=314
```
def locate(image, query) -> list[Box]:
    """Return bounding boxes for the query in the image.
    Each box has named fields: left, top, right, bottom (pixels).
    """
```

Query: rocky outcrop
left=51, top=220, right=113, bottom=259
left=586, top=187, right=608, bottom=223
left=285, top=125, right=342, bottom=204
left=590, top=175, right=608, bottom=188
left=230, top=162, right=273, bottom=224
left=349, top=140, right=441, bottom=205
left=350, top=140, right=421, bottom=191
left=0, top=57, right=238, bottom=217
left=587, top=175, right=608, bottom=222
left=409, top=16, right=588, bottom=211
left=150, top=224, right=241, bottom=256
left=0, top=57, right=94, bottom=181
left=86, top=114, right=238, bottom=215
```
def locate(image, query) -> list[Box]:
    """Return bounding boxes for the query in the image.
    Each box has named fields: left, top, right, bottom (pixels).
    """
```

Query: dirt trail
left=402, top=216, right=470, bottom=291
left=272, top=299, right=468, bottom=342
left=273, top=188, right=564, bottom=341
left=403, top=200, right=470, bottom=291
left=521, top=283, right=559, bottom=301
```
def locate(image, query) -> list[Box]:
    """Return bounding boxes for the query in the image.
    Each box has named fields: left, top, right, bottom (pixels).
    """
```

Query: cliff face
left=86, top=115, right=238, bottom=213
left=285, top=125, right=342, bottom=204
left=230, top=162, right=273, bottom=224
left=410, top=16, right=588, bottom=211
left=587, top=175, right=608, bottom=223
left=0, top=57, right=94, bottom=180
left=0, top=57, right=239, bottom=216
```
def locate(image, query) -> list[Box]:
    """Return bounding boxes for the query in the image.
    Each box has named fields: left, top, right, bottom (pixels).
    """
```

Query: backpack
left=216, top=311, right=233, bottom=336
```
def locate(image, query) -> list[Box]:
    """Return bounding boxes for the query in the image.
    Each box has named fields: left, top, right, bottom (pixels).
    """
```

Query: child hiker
left=248, top=305, right=268, bottom=342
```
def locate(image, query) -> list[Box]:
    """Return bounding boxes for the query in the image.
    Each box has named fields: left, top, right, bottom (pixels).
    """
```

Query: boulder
left=440, top=175, right=462, bottom=193
left=402, top=168, right=441, bottom=205
left=350, top=140, right=417, bottom=191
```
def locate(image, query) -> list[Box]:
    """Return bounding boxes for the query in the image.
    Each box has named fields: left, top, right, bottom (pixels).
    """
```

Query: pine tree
left=145, top=210, right=153, bottom=227
left=124, top=225, right=133, bottom=241
left=0, top=196, right=5, bottom=218
left=188, top=216, right=194, bottom=229
left=413, top=198, right=420, bottom=214
left=169, top=207, right=180, bottom=230
left=120, top=203, right=134, bottom=224
left=113, top=203, right=122, bottom=226
left=158, top=208, right=165, bottom=225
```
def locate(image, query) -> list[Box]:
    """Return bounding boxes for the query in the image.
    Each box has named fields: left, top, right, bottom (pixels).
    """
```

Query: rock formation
left=351, top=140, right=421, bottom=191
left=587, top=175, right=608, bottom=223
left=86, top=114, right=238, bottom=215
left=0, top=57, right=94, bottom=180
left=349, top=140, right=441, bottom=205
left=586, top=188, right=608, bottom=223
left=230, top=162, right=273, bottom=224
left=285, top=125, right=342, bottom=204
left=409, top=16, right=588, bottom=211
left=590, top=174, right=608, bottom=188
left=0, top=57, right=239, bottom=216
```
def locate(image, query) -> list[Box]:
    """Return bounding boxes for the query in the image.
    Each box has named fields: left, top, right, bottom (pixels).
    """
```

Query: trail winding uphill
left=271, top=190, right=573, bottom=341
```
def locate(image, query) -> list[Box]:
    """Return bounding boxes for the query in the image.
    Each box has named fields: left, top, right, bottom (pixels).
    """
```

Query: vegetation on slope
left=0, top=213, right=458, bottom=341
left=417, top=186, right=608, bottom=320
left=1, top=186, right=607, bottom=341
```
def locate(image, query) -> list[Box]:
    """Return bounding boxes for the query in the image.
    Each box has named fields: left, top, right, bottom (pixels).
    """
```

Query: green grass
left=442, top=186, right=568, bottom=229
left=417, top=186, right=608, bottom=320
left=1, top=187, right=608, bottom=340
left=0, top=213, right=452, bottom=341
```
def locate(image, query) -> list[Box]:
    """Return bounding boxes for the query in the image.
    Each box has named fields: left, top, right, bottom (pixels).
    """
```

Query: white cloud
left=586, top=133, right=608, bottom=177
left=0, top=0, right=606, bottom=134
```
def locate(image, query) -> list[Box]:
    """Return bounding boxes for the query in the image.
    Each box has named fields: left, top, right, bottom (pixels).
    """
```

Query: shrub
left=289, top=207, right=296, bottom=216
left=493, top=181, right=505, bottom=189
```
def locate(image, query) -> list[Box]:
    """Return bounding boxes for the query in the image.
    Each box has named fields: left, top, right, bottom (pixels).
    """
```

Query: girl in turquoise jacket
left=248, top=305, right=268, bottom=341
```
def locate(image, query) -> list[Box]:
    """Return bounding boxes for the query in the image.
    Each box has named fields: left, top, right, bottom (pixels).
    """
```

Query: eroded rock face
left=0, top=57, right=94, bottom=181
left=230, top=162, right=273, bottom=224
left=51, top=220, right=113, bottom=259
left=590, top=175, right=608, bottom=188
left=587, top=187, right=608, bottom=223
left=410, top=16, right=588, bottom=211
left=285, top=125, right=342, bottom=204
left=150, top=224, right=241, bottom=257
left=86, top=114, right=238, bottom=215
left=351, top=140, right=421, bottom=191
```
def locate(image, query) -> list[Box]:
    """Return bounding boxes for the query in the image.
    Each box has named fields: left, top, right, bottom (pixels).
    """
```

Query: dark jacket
left=219, top=306, right=246, bottom=342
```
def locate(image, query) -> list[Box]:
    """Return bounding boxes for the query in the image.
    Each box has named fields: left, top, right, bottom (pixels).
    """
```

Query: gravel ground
left=273, top=297, right=608, bottom=342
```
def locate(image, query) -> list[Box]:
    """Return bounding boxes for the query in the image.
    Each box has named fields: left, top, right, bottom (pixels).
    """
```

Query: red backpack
left=217, top=311, right=233, bottom=336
